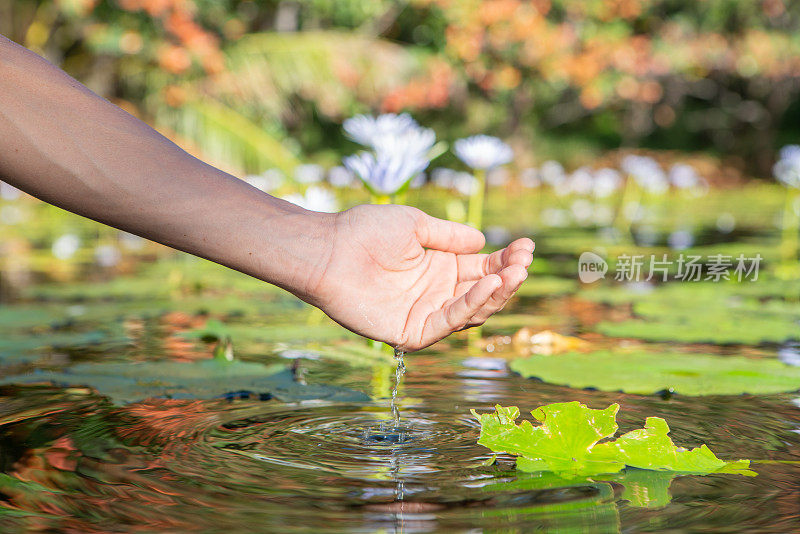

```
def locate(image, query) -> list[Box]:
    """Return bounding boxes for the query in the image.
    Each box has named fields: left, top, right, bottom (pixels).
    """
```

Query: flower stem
left=780, top=188, right=800, bottom=270
left=467, top=168, right=487, bottom=230
left=373, top=194, right=392, bottom=205
left=466, top=169, right=487, bottom=343
left=613, top=175, right=640, bottom=243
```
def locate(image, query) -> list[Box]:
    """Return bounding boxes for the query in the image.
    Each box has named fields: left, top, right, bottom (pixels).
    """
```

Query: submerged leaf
left=472, top=402, right=752, bottom=478
left=0, top=359, right=369, bottom=405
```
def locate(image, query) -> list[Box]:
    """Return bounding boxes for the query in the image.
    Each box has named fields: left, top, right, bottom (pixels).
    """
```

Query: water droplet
left=390, top=348, right=406, bottom=426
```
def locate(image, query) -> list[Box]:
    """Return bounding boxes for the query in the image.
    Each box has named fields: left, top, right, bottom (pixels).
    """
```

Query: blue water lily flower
left=372, top=127, right=436, bottom=158
left=343, top=150, right=430, bottom=196
left=343, top=113, right=419, bottom=147
left=774, top=145, right=800, bottom=188
left=342, top=118, right=435, bottom=196
left=453, top=135, right=513, bottom=170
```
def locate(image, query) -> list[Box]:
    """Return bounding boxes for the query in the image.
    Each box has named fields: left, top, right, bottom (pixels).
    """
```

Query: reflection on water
left=3, top=344, right=800, bottom=532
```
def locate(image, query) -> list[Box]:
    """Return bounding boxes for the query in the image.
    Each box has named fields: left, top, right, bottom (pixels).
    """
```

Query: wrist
left=162, top=173, right=337, bottom=302
left=251, top=199, right=337, bottom=302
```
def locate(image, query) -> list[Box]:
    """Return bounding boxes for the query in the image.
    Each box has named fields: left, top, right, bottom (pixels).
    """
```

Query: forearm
left=0, top=35, right=330, bottom=296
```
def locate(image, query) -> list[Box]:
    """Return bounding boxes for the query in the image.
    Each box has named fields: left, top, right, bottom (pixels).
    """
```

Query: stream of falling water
left=390, top=348, right=405, bottom=426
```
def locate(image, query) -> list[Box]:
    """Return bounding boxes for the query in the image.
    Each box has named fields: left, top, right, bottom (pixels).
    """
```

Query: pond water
left=2, top=296, right=800, bottom=532
left=2, top=185, right=800, bottom=531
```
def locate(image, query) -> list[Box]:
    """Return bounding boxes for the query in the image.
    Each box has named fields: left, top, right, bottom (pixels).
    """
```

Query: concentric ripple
left=201, top=403, right=484, bottom=486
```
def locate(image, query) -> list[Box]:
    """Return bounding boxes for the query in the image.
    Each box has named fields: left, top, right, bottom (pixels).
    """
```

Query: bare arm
left=0, top=35, right=533, bottom=351
left=0, top=34, right=326, bottom=296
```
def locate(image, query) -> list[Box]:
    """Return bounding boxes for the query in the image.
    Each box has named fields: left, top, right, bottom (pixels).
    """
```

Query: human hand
left=305, top=204, right=534, bottom=352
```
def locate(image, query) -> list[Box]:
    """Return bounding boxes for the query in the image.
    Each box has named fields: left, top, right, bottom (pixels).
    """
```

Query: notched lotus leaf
left=472, top=402, right=625, bottom=476
left=473, top=402, right=753, bottom=478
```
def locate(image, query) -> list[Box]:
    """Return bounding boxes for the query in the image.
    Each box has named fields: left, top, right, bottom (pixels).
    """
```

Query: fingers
left=413, top=210, right=485, bottom=253
left=417, top=274, right=501, bottom=348
left=457, top=237, right=534, bottom=282
left=468, top=263, right=529, bottom=325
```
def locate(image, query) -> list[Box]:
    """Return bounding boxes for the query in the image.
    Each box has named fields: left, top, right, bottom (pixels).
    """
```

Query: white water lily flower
left=774, top=145, right=800, bottom=188
left=488, top=167, right=510, bottom=186
left=409, top=172, right=426, bottom=189
left=0, top=182, right=21, bottom=201
left=519, top=168, right=541, bottom=188
left=621, top=155, right=668, bottom=194
left=570, top=198, right=594, bottom=224
left=119, top=232, right=145, bottom=251
left=282, top=186, right=338, bottom=213
left=453, top=135, right=513, bottom=170
left=431, top=168, right=457, bottom=188
left=52, top=234, right=80, bottom=260
left=541, top=208, right=568, bottom=227
left=568, top=167, right=594, bottom=195
left=0, top=205, right=23, bottom=225
left=343, top=113, right=419, bottom=147
left=539, top=161, right=566, bottom=186
left=343, top=125, right=435, bottom=195
left=484, top=226, right=511, bottom=246
left=95, top=245, right=121, bottom=267
left=294, top=163, right=325, bottom=184
left=244, top=169, right=284, bottom=193
left=343, top=150, right=430, bottom=196
left=668, top=163, right=700, bottom=189
left=668, top=229, right=695, bottom=250
left=593, top=168, right=622, bottom=198
left=327, top=166, right=356, bottom=188
left=372, top=126, right=436, bottom=158
left=717, top=213, right=736, bottom=233
left=453, top=172, right=479, bottom=196
left=594, top=205, right=614, bottom=225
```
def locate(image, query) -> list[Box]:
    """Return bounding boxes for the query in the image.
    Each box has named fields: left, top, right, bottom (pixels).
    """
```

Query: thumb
left=413, top=209, right=485, bottom=254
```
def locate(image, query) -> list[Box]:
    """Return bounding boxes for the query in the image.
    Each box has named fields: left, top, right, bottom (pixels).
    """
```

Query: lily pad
left=509, top=350, right=800, bottom=396
left=516, top=277, right=577, bottom=297
left=0, top=358, right=369, bottom=405
left=0, top=329, right=132, bottom=364
left=583, top=282, right=800, bottom=345
left=472, top=402, right=752, bottom=477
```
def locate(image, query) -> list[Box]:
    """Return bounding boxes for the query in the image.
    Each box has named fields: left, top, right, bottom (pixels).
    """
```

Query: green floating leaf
left=472, top=401, right=753, bottom=478
left=0, top=358, right=369, bottom=405
left=583, top=282, right=800, bottom=345
left=597, top=312, right=799, bottom=345
left=516, top=277, right=577, bottom=298
left=510, top=350, right=800, bottom=396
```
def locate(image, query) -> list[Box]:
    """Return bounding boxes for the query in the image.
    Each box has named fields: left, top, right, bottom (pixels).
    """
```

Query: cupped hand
left=306, top=204, right=534, bottom=352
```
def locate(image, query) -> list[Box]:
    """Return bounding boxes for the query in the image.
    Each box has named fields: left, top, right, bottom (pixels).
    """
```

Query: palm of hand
left=312, top=205, right=534, bottom=351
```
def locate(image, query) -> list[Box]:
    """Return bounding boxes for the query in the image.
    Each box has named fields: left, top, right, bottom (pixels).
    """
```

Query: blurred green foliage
left=3, top=0, right=800, bottom=174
